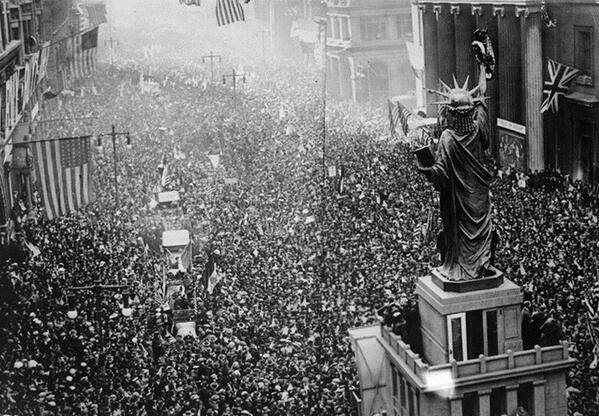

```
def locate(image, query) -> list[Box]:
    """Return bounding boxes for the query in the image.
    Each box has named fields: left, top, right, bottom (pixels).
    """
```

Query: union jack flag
left=540, top=59, right=581, bottom=113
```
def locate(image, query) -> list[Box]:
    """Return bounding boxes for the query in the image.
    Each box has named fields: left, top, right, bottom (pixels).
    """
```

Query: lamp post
left=65, top=283, right=131, bottom=416
left=94, top=125, right=131, bottom=210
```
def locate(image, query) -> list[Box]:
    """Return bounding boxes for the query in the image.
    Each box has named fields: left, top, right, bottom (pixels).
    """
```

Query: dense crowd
left=1, top=18, right=599, bottom=416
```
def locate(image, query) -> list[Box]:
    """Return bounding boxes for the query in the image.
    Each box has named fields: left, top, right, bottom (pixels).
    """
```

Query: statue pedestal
left=415, top=270, right=523, bottom=366
left=430, top=266, right=504, bottom=293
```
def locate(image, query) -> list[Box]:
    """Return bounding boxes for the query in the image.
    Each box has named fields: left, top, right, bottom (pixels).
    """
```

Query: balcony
left=380, top=324, right=575, bottom=392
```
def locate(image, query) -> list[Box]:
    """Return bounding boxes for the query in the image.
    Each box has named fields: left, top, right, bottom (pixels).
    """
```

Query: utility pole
left=222, top=69, right=246, bottom=99
left=95, top=125, right=131, bottom=210
left=256, top=30, right=270, bottom=60
left=104, top=18, right=119, bottom=67
left=202, top=51, right=222, bottom=83
left=104, top=36, right=119, bottom=66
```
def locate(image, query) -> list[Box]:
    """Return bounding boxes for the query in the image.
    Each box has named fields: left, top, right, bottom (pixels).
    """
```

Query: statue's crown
left=428, top=76, right=486, bottom=115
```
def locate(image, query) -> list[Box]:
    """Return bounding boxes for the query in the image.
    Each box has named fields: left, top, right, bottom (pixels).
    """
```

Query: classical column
left=436, top=4, right=456, bottom=86
left=421, top=4, right=439, bottom=116
left=522, top=9, right=544, bottom=172
left=453, top=6, right=476, bottom=84
left=479, top=389, right=491, bottom=416
left=497, top=6, right=523, bottom=125
left=533, top=380, right=546, bottom=416
left=478, top=5, right=499, bottom=158
left=506, top=384, right=519, bottom=416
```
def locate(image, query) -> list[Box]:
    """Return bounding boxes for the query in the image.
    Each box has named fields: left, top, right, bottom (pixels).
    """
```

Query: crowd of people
left=0, top=12, right=599, bottom=416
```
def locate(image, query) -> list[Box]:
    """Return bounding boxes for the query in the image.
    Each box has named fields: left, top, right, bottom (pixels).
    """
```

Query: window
left=463, top=392, right=479, bottom=416
left=400, top=375, right=406, bottom=408
left=485, top=310, right=498, bottom=356
left=490, top=388, right=507, bottom=416
left=447, top=313, right=467, bottom=361
left=396, top=14, right=411, bottom=38
left=332, top=17, right=340, bottom=39
left=391, top=365, right=398, bottom=396
left=575, top=26, right=594, bottom=85
left=517, top=383, right=534, bottom=415
left=466, top=310, right=484, bottom=360
left=341, top=17, right=350, bottom=41
left=408, top=384, right=415, bottom=416
left=361, top=16, right=387, bottom=41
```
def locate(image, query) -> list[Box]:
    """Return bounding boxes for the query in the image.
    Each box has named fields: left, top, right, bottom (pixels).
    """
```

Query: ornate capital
left=418, top=3, right=426, bottom=12
left=450, top=5, right=461, bottom=15
left=516, top=6, right=530, bottom=18
left=433, top=4, right=442, bottom=20
left=471, top=4, right=483, bottom=16
left=493, top=6, right=505, bottom=18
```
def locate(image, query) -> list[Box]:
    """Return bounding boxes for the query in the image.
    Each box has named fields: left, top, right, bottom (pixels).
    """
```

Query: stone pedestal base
left=416, top=271, right=523, bottom=366
left=430, top=266, right=504, bottom=293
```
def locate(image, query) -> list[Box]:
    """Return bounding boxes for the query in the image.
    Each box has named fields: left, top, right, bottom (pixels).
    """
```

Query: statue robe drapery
left=426, top=104, right=492, bottom=280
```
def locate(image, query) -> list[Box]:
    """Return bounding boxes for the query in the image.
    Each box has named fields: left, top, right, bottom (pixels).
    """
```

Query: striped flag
left=216, top=0, right=245, bottom=26
left=32, top=137, right=94, bottom=220
left=161, top=156, right=174, bottom=189
left=388, top=99, right=412, bottom=136
left=81, top=27, right=99, bottom=75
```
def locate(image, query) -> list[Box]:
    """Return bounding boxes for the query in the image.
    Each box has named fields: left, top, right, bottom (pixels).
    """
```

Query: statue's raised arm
left=416, top=65, right=493, bottom=281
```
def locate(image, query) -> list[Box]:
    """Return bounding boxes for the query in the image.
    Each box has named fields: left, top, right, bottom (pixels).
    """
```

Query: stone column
left=453, top=5, right=476, bottom=85
left=497, top=6, right=523, bottom=125
left=479, top=389, right=491, bottom=416
left=436, top=4, right=456, bottom=86
left=421, top=4, right=439, bottom=116
left=506, top=384, right=519, bottom=416
left=450, top=395, right=463, bottom=416
left=521, top=9, right=544, bottom=172
left=478, top=5, right=499, bottom=158
left=533, top=380, right=546, bottom=416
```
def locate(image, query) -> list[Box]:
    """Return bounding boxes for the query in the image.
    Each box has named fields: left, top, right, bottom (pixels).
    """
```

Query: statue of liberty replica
left=416, top=61, right=493, bottom=282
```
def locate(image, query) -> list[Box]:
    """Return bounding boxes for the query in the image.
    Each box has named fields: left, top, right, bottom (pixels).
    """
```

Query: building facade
left=0, top=0, right=46, bottom=246
left=413, top=0, right=599, bottom=179
left=326, top=0, right=414, bottom=102
left=350, top=271, right=575, bottom=416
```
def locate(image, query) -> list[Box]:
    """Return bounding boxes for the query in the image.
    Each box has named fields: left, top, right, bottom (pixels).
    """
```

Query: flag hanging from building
left=80, top=27, right=99, bottom=75
left=541, top=59, right=581, bottom=113
left=85, top=2, right=108, bottom=28
left=216, top=0, right=245, bottom=26
left=32, top=137, right=94, bottom=220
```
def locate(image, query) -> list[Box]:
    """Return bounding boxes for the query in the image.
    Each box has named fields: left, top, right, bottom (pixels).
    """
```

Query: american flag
left=388, top=100, right=412, bottom=136
left=70, top=27, right=99, bottom=79
left=540, top=59, right=581, bottom=113
left=216, top=0, right=245, bottom=26
left=161, top=156, right=174, bottom=189
left=33, top=137, right=94, bottom=220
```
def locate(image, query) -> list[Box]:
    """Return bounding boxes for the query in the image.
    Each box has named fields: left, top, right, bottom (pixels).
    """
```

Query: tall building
left=0, top=0, right=47, bottom=246
left=326, top=0, right=414, bottom=102
left=412, top=0, right=599, bottom=179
